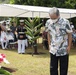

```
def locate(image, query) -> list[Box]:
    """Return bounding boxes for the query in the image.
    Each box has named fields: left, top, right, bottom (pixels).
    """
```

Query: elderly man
left=45, top=7, right=72, bottom=75
left=16, top=20, right=27, bottom=54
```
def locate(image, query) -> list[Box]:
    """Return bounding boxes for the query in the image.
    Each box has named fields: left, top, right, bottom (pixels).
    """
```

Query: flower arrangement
left=0, top=54, right=10, bottom=68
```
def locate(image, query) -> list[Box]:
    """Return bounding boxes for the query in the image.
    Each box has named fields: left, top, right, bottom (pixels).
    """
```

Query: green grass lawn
left=0, top=44, right=76, bottom=75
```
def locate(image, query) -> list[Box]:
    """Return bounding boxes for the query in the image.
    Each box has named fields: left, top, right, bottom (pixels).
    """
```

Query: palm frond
left=25, top=25, right=32, bottom=33
left=34, top=23, right=42, bottom=29
left=33, top=29, right=41, bottom=36
left=25, top=19, right=32, bottom=28
left=25, top=17, right=42, bottom=43
left=32, top=36, right=40, bottom=41
left=28, top=39, right=34, bottom=43
left=33, top=17, right=40, bottom=27
left=25, top=32, right=33, bottom=37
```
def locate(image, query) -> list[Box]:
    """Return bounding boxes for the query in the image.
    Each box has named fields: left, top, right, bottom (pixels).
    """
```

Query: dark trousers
left=43, top=40, right=49, bottom=50
left=50, top=53, right=69, bottom=75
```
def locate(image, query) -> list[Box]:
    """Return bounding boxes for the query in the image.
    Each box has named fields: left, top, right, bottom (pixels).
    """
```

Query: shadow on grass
left=2, top=43, right=49, bottom=56
left=1, top=66, right=18, bottom=73
left=26, top=52, right=50, bottom=58
left=1, top=44, right=75, bottom=57
left=4, top=47, right=50, bottom=58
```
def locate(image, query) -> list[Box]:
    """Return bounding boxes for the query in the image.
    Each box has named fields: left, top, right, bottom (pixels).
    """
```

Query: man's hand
left=47, top=32, right=51, bottom=51
left=67, top=33, right=72, bottom=54
left=49, top=45, right=51, bottom=51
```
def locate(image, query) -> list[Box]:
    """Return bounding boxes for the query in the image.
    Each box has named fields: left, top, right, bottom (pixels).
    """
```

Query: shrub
left=0, top=68, right=12, bottom=75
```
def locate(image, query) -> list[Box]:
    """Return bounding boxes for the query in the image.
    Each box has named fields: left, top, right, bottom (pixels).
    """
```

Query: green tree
left=10, top=0, right=76, bottom=8
left=25, top=17, right=42, bottom=55
left=0, top=0, right=9, bottom=4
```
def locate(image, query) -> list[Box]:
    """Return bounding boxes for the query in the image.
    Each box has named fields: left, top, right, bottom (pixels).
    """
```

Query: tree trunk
left=33, top=40, right=38, bottom=54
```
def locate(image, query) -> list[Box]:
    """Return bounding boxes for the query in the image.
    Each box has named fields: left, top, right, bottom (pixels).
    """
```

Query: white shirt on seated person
left=1, top=31, right=8, bottom=49
left=1, top=31, right=8, bottom=42
left=7, top=31, right=14, bottom=41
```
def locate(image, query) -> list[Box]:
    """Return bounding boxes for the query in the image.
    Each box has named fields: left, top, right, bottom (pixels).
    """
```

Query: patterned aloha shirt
left=45, top=17, right=72, bottom=56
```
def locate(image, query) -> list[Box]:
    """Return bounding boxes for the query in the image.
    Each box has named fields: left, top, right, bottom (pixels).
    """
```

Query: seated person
left=10, top=22, right=17, bottom=42
left=7, top=28, right=14, bottom=43
left=1, top=31, right=8, bottom=49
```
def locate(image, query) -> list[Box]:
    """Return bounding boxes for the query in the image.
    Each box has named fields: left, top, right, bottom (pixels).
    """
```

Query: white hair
left=49, top=7, right=60, bottom=16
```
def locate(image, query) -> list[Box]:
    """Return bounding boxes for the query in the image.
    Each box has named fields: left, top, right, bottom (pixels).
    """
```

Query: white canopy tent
left=0, top=4, right=76, bottom=18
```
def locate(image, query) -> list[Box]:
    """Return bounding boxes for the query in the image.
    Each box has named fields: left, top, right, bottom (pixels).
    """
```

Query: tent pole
left=39, top=12, right=40, bottom=23
left=70, top=13, right=71, bottom=22
left=32, top=12, right=34, bottom=20
left=39, top=12, right=40, bottom=18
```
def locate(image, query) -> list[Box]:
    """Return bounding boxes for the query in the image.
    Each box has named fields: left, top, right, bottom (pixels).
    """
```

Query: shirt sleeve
left=66, top=20, right=72, bottom=33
